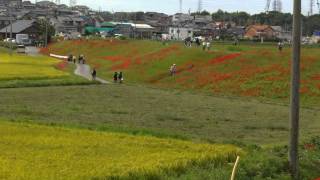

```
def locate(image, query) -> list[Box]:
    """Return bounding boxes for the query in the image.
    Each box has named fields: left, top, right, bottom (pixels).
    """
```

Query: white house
left=169, top=27, right=194, bottom=40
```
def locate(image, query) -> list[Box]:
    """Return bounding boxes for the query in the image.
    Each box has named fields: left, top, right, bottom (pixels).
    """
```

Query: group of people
left=68, top=54, right=86, bottom=64
left=202, top=41, right=211, bottom=51
left=113, top=72, right=124, bottom=83
left=184, top=37, right=212, bottom=51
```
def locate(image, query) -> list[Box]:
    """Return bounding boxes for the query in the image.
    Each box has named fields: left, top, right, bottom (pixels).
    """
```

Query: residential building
left=0, top=16, right=15, bottom=29
left=51, top=16, right=84, bottom=34
left=245, top=25, right=277, bottom=39
left=169, top=26, right=194, bottom=40
left=113, top=22, right=154, bottom=39
left=227, top=26, right=246, bottom=38
left=0, top=20, right=39, bottom=39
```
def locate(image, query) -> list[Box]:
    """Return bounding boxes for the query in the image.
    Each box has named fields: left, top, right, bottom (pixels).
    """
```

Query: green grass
left=0, top=84, right=319, bottom=145
left=0, top=121, right=240, bottom=180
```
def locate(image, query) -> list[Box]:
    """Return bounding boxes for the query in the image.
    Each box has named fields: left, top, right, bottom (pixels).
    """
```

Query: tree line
left=195, top=10, right=320, bottom=36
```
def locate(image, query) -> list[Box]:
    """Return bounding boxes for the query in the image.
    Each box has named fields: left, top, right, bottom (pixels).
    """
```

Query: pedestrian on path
left=113, top=72, right=118, bottom=83
left=73, top=56, right=76, bottom=64
left=118, top=72, right=123, bottom=83
left=92, top=68, right=97, bottom=80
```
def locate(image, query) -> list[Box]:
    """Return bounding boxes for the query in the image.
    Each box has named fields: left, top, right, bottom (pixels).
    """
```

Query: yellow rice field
left=0, top=53, right=68, bottom=80
left=0, top=121, right=241, bottom=180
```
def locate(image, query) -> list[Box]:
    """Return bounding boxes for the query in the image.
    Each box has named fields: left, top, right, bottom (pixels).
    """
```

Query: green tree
left=37, top=19, right=55, bottom=45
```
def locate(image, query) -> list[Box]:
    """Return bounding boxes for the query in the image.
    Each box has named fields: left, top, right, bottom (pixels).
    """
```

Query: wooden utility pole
left=9, top=5, right=13, bottom=55
left=289, top=0, right=301, bottom=179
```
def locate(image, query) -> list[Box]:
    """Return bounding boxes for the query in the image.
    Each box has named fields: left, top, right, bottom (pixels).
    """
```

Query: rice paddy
left=0, top=121, right=240, bottom=180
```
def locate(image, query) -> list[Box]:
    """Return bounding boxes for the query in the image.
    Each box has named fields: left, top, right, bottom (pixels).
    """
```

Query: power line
left=198, top=0, right=203, bottom=12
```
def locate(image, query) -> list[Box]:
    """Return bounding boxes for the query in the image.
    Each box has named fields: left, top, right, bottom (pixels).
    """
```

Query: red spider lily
left=311, top=74, right=320, bottom=80
left=304, top=143, right=316, bottom=151
left=241, top=87, right=261, bottom=97
left=299, top=87, right=309, bottom=94
left=141, top=45, right=180, bottom=62
left=208, top=53, right=241, bottom=65
left=40, top=47, right=49, bottom=55
left=111, top=59, right=131, bottom=70
left=56, top=61, right=68, bottom=70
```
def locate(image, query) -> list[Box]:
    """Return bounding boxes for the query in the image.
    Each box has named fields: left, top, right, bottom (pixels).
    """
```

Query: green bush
left=0, top=42, right=18, bottom=49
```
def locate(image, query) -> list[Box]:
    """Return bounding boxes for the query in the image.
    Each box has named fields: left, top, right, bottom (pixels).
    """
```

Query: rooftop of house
left=247, top=25, right=272, bottom=31
left=0, top=19, right=35, bottom=33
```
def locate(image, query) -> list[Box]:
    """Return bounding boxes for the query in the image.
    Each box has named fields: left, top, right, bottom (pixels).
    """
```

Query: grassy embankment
left=46, top=39, right=320, bottom=106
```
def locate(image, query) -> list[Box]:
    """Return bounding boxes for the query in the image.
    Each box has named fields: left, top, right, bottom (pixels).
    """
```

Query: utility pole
left=290, top=0, right=301, bottom=179
left=8, top=5, right=13, bottom=55
left=309, top=0, right=314, bottom=16
left=45, top=9, right=48, bottom=47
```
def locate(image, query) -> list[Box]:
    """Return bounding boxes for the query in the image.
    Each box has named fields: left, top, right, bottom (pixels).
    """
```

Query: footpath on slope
left=48, top=53, right=110, bottom=84
left=74, top=63, right=110, bottom=84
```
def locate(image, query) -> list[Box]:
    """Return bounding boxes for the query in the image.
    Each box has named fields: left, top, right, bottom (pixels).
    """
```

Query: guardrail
left=49, top=53, right=68, bottom=59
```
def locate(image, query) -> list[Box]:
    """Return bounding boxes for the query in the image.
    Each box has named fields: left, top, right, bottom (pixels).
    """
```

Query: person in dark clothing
left=196, top=38, right=201, bottom=46
left=68, top=54, right=72, bottom=62
left=82, top=56, right=86, bottom=64
left=118, top=72, right=123, bottom=83
left=92, top=68, right=97, bottom=80
left=113, top=72, right=118, bottom=83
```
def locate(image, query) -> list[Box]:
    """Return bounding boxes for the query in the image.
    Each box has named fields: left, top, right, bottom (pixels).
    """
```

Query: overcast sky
left=32, top=0, right=313, bottom=15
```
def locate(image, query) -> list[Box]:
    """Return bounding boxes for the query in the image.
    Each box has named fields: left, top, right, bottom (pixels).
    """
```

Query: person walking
left=202, top=41, right=206, bottom=51
left=73, top=56, right=76, bottom=64
left=278, top=41, right=283, bottom=52
left=82, top=55, right=86, bottom=64
left=113, top=72, right=118, bottom=83
left=206, top=41, right=211, bottom=51
left=169, top=64, right=177, bottom=76
left=118, top=72, right=123, bottom=83
left=91, top=68, right=97, bottom=80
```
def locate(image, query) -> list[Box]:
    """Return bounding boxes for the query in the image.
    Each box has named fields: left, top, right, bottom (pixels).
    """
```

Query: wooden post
left=230, top=156, right=240, bottom=180
left=289, top=0, right=301, bottom=179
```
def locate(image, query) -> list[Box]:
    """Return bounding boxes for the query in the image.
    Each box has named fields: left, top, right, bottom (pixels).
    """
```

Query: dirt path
left=75, top=64, right=110, bottom=84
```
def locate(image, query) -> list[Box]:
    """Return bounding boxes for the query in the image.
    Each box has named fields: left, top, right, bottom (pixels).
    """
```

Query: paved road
left=24, top=48, right=110, bottom=84
left=75, top=64, right=110, bottom=84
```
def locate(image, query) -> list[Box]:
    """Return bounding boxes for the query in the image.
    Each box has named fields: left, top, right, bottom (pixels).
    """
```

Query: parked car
left=17, top=45, right=26, bottom=53
left=4, top=38, right=16, bottom=43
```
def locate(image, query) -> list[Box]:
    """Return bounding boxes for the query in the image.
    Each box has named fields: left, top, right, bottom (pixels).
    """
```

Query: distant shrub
left=0, top=42, right=18, bottom=49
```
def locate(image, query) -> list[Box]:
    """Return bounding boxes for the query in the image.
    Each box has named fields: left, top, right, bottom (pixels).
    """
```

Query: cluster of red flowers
left=103, top=56, right=131, bottom=70
left=39, top=47, right=49, bottom=55
left=208, top=53, right=241, bottom=65
left=56, top=61, right=68, bottom=70
left=103, top=45, right=180, bottom=71
left=142, top=45, right=180, bottom=61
